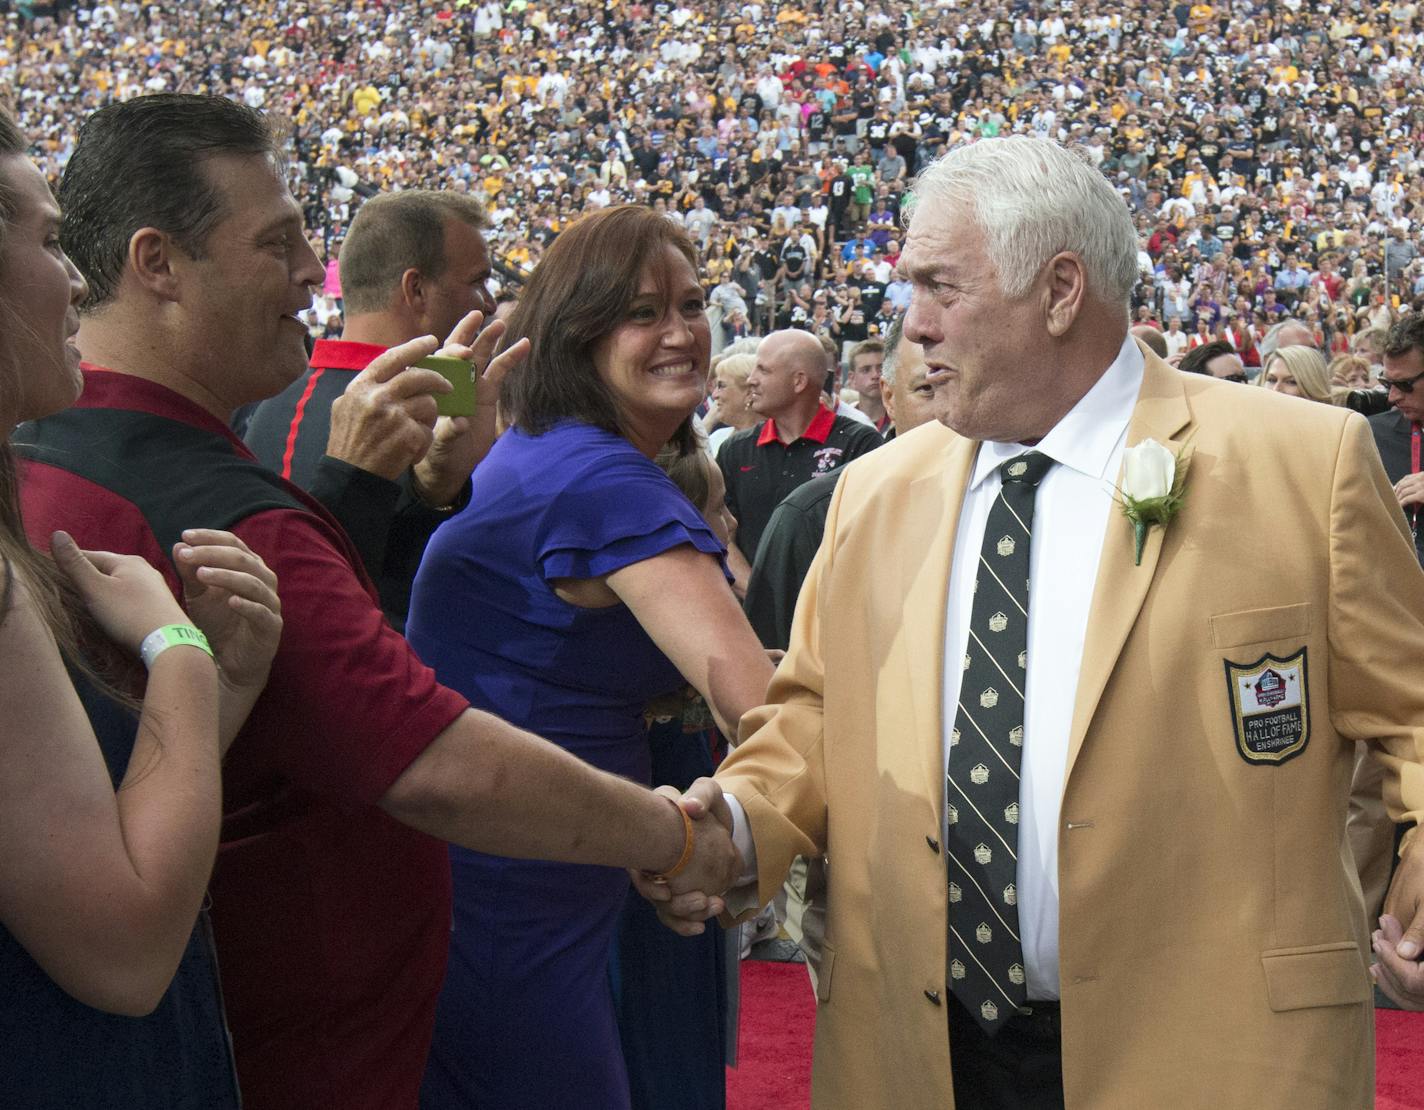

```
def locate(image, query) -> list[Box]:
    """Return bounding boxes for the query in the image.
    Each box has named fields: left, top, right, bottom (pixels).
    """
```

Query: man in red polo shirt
left=718, top=328, right=883, bottom=561
left=18, top=93, right=736, bottom=1110
left=244, top=189, right=498, bottom=629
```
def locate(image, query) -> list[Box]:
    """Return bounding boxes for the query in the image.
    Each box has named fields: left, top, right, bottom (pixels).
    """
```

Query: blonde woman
left=703, top=352, right=759, bottom=457
left=1260, top=344, right=1342, bottom=404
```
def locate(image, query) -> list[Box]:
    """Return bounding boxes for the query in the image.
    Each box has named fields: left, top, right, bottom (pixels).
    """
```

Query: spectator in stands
left=244, top=189, right=512, bottom=628
left=719, top=328, right=882, bottom=562
left=1163, top=317, right=1190, bottom=359
left=1130, top=325, right=1169, bottom=360
left=1329, top=354, right=1375, bottom=390
left=846, top=338, right=890, bottom=434
left=703, top=351, right=759, bottom=457
left=1259, top=318, right=1320, bottom=365
left=1179, top=340, right=1249, bottom=382
left=1261, top=345, right=1340, bottom=404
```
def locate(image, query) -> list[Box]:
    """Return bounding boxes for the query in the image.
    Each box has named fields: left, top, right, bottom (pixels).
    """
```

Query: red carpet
left=729, top=961, right=1424, bottom=1109
left=727, top=961, right=813, bottom=1110
left=1377, top=1010, right=1424, bottom=1110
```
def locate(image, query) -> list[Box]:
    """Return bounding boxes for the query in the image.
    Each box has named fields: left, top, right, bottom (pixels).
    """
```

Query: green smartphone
left=416, top=354, right=476, bottom=417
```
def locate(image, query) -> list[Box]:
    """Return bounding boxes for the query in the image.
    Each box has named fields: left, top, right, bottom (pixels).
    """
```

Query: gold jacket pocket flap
left=1211, top=603, right=1312, bottom=649
left=1260, top=942, right=1370, bottom=1012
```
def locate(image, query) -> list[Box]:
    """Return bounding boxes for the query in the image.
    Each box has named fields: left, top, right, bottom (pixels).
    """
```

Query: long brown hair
left=499, top=204, right=703, bottom=456
left=0, top=108, right=128, bottom=700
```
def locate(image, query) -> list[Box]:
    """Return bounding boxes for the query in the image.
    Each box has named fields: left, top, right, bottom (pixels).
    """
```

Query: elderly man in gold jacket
left=650, top=137, right=1424, bottom=1109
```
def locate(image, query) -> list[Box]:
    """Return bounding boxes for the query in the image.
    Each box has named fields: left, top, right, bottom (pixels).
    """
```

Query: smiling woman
left=499, top=204, right=712, bottom=456
left=407, top=205, right=774, bottom=1110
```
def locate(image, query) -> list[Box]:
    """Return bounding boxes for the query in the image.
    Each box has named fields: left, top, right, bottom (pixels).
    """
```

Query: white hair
left=710, top=336, right=761, bottom=374
left=880, top=315, right=905, bottom=386
left=907, top=136, right=1140, bottom=312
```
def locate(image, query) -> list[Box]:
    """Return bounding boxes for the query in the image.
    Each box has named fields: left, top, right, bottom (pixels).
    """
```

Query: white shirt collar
left=968, top=334, right=1146, bottom=490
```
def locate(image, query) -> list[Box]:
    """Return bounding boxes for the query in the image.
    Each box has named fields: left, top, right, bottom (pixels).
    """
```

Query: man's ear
left=880, top=377, right=897, bottom=424
left=1042, top=251, right=1087, bottom=338
left=399, top=267, right=427, bottom=313
left=128, top=227, right=183, bottom=302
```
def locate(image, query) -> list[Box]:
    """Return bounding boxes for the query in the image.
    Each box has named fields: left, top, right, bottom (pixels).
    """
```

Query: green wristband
left=138, top=624, right=213, bottom=670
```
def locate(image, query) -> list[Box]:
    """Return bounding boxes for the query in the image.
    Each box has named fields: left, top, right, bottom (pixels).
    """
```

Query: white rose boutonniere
left=1116, top=438, right=1189, bottom=566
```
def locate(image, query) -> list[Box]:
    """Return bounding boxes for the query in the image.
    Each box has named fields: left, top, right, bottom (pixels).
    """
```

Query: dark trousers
left=947, top=997, right=1065, bottom=1110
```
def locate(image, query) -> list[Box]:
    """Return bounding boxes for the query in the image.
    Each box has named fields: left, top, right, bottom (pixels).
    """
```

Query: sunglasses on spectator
left=1381, top=370, right=1424, bottom=394
left=1223, top=373, right=1249, bottom=384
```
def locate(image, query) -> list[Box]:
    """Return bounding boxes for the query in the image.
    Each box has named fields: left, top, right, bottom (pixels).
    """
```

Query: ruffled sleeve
left=536, top=435, right=729, bottom=582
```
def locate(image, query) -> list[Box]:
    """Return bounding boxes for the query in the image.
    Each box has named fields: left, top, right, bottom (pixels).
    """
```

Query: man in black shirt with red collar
left=718, top=328, right=882, bottom=561
left=244, top=189, right=502, bottom=628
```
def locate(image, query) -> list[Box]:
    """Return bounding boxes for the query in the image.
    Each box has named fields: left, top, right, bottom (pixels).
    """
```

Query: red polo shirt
left=18, top=366, right=467, bottom=1110
left=720, top=403, right=883, bottom=558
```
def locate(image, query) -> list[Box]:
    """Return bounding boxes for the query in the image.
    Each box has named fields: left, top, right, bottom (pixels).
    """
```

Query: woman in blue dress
left=409, top=205, right=774, bottom=1109
left=0, top=108, right=283, bottom=1107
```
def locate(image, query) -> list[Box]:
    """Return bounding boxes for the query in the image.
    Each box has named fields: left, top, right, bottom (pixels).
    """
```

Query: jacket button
left=926, top=836, right=940, bottom=853
left=924, top=989, right=942, bottom=1005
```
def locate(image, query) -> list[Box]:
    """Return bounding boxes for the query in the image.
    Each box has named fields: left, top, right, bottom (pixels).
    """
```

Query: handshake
left=633, top=777, right=743, bottom=937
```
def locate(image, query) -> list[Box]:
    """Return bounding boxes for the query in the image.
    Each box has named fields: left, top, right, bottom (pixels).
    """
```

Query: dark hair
left=1383, top=315, right=1424, bottom=362
left=0, top=108, right=27, bottom=257
left=0, top=108, right=130, bottom=702
left=339, top=190, right=490, bottom=315
left=1178, top=339, right=1237, bottom=375
left=500, top=204, right=700, bottom=455
left=59, top=93, right=280, bottom=309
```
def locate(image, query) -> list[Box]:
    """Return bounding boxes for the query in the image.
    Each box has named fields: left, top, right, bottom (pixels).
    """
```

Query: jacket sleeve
left=1325, top=412, right=1424, bottom=854
left=717, top=470, right=846, bottom=915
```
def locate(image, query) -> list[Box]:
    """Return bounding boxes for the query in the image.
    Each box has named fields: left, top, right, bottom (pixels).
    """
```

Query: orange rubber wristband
left=647, top=796, right=694, bottom=883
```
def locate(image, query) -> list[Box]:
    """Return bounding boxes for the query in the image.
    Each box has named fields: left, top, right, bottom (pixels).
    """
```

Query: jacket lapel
left=900, top=428, right=978, bottom=804
left=1064, top=353, right=1193, bottom=782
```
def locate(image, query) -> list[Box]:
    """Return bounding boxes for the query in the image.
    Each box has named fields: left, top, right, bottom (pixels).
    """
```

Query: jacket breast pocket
left=1260, top=942, right=1371, bottom=1011
left=1210, top=602, right=1312, bottom=649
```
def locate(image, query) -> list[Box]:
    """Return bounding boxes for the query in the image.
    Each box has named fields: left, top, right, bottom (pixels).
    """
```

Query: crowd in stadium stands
left=5, top=0, right=1424, bottom=375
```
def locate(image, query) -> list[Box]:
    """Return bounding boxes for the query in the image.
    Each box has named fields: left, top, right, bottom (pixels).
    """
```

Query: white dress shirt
left=942, top=335, right=1143, bottom=999
left=728, top=337, right=1146, bottom=1001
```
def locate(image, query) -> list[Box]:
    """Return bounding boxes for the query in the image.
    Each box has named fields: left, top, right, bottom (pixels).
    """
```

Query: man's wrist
left=409, top=465, right=464, bottom=511
left=644, top=795, right=695, bottom=882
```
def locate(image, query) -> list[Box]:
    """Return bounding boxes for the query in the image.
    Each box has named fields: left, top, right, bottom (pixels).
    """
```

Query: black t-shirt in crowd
left=780, top=240, right=809, bottom=279
left=718, top=407, right=883, bottom=560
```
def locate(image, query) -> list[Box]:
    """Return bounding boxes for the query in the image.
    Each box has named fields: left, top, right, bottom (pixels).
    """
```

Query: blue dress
left=610, top=712, right=729, bottom=1110
left=408, top=421, right=727, bottom=1110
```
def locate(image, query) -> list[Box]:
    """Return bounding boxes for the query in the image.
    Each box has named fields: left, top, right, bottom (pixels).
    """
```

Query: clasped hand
left=1372, top=844, right=1424, bottom=1009
left=631, top=777, right=741, bottom=937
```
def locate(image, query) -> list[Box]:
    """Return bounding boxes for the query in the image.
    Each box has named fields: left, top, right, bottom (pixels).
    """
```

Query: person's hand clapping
left=172, top=529, right=283, bottom=691
left=50, top=530, right=190, bottom=657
